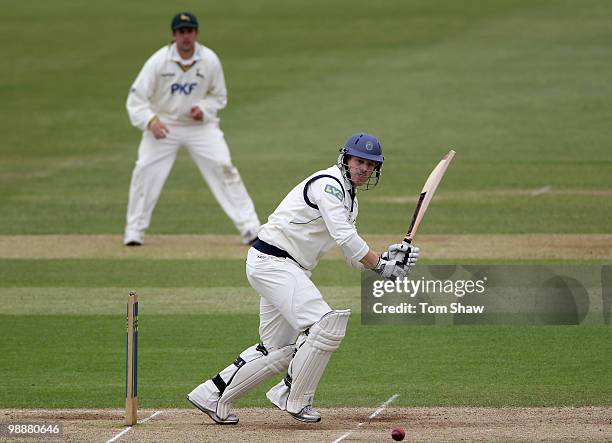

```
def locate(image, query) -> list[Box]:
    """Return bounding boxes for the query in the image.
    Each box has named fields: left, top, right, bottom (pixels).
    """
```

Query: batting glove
left=382, top=243, right=420, bottom=268
left=373, top=257, right=409, bottom=280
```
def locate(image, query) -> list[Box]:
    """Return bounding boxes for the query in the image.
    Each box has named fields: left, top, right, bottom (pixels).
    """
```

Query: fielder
left=123, top=12, right=260, bottom=246
left=187, top=133, right=420, bottom=424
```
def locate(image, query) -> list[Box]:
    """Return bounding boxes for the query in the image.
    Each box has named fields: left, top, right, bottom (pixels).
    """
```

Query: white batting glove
left=382, top=243, right=420, bottom=267
left=373, top=257, right=408, bottom=280
left=402, top=243, right=420, bottom=269
left=382, top=243, right=408, bottom=261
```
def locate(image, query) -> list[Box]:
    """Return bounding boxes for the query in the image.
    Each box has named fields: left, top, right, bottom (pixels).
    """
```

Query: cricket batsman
left=188, top=133, right=420, bottom=423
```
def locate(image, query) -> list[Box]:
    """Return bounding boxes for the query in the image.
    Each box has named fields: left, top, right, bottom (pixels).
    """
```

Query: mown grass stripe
left=0, top=287, right=361, bottom=315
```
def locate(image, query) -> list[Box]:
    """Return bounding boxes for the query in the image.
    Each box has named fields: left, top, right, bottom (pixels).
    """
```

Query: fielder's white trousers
left=246, top=247, right=332, bottom=350
left=124, top=123, right=260, bottom=243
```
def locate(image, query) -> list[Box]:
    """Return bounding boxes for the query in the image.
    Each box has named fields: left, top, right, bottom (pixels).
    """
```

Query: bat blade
left=404, top=149, right=455, bottom=243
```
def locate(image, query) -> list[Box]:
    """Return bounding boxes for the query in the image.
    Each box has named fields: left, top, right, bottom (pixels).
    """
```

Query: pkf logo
left=171, top=82, right=198, bottom=95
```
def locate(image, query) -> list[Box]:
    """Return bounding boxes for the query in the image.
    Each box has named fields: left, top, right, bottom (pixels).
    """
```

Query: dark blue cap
left=171, top=12, right=198, bottom=31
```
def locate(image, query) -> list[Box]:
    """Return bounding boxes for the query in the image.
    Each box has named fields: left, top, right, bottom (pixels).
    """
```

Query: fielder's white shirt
left=126, top=42, right=227, bottom=130
left=258, top=165, right=369, bottom=271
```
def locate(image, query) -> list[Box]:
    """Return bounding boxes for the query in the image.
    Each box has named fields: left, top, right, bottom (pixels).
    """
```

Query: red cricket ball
left=391, top=427, right=406, bottom=441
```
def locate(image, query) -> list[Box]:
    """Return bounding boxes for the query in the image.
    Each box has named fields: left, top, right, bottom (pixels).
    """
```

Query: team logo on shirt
left=324, top=184, right=344, bottom=202
left=170, top=82, right=198, bottom=95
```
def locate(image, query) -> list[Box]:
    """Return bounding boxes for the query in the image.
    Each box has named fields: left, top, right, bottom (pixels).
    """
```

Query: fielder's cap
left=171, top=12, right=199, bottom=31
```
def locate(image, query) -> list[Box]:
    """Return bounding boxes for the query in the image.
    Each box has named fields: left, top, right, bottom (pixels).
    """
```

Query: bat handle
left=401, top=237, right=412, bottom=265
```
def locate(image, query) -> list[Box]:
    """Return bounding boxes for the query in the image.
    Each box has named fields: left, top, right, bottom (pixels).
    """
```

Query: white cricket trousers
left=124, top=123, right=260, bottom=242
left=245, top=247, right=332, bottom=350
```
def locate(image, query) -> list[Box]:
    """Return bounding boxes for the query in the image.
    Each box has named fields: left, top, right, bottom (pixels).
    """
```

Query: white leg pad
left=269, top=310, right=351, bottom=413
left=215, top=343, right=293, bottom=420
left=266, top=333, right=308, bottom=410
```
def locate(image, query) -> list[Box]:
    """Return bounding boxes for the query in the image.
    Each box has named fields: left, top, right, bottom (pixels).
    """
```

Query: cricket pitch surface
left=2, top=407, right=611, bottom=442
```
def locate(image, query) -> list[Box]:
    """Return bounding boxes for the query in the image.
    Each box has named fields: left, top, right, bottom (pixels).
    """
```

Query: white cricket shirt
left=258, top=165, right=369, bottom=271
left=126, top=42, right=227, bottom=130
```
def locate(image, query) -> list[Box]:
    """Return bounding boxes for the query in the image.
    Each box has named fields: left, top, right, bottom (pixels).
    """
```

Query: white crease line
left=332, top=394, right=399, bottom=443
left=531, top=185, right=551, bottom=196
left=106, top=410, right=163, bottom=443
left=106, top=427, right=131, bottom=443
left=333, top=431, right=351, bottom=442
left=369, top=393, right=399, bottom=419
left=139, top=410, right=163, bottom=424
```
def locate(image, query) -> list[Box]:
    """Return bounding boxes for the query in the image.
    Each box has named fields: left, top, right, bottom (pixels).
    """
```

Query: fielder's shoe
left=287, top=405, right=321, bottom=423
left=187, top=395, right=239, bottom=425
left=124, top=229, right=144, bottom=246
left=241, top=228, right=259, bottom=245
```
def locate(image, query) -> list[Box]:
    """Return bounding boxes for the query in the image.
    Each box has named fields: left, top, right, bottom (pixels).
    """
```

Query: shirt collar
left=169, top=42, right=202, bottom=64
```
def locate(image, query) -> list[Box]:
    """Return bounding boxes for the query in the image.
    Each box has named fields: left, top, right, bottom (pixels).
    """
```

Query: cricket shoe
left=123, top=229, right=144, bottom=246
left=287, top=405, right=321, bottom=423
left=187, top=395, right=239, bottom=425
left=241, top=228, right=259, bottom=245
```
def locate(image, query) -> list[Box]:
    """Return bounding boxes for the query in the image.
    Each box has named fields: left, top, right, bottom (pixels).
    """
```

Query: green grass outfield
left=1, top=0, right=611, bottom=234
left=1, top=285, right=611, bottom=408
left=1, top=0, right=611, bottom=411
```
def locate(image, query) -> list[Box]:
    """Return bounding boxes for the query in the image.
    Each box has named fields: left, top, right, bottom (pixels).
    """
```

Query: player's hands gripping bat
left=382, top=243, right=420, bottom=272
left=373, top=256, right=409, bottom=280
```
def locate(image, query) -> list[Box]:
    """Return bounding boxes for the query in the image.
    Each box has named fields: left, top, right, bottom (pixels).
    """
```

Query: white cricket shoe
left=123, top=229, right=144, bottom=246
left=287, top=405, right=321, bottom=423
left=187, top=382, right=239, bottom=425
left=240, top=227, right=259, bottom=245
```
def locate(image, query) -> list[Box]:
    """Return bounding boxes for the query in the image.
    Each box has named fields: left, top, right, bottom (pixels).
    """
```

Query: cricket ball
left=391, top=427, right=406, bottom=441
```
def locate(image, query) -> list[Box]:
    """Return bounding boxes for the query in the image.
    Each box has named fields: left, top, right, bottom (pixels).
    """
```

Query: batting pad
left=285, top=309, right=351, bottom=413
left=216, top=344, right=293, bottom=419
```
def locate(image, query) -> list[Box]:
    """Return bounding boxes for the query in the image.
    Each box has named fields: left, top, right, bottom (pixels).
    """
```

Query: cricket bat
left=404, top=149, right=456, bottom=246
